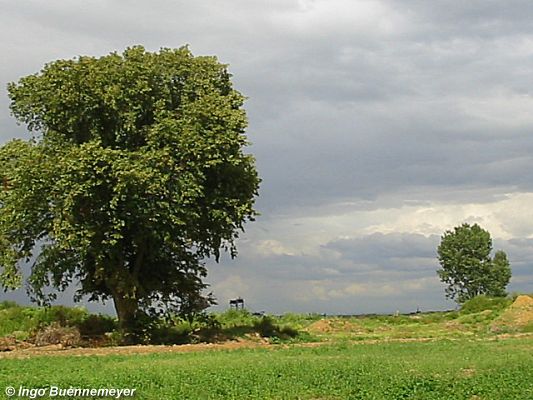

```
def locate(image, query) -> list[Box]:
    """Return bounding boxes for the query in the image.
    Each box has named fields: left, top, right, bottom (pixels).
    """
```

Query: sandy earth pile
left=306, top=319, right=364, bottom=334
left=491, top=295, right=533, bottom=332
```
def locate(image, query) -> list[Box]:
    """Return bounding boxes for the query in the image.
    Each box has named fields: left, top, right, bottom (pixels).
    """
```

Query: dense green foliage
left=0, top=301, right=115, bottom=340
left=3, top=296, right=531, bottom=346
left=0, top=46, right=259, bottom=339
left=1, top=339, right=531, bottom=399
left=437, top=223, right=511, bottom=303
left=459, top=295, right=512, bottom=315
left=0, top=303, right=304, bottom=345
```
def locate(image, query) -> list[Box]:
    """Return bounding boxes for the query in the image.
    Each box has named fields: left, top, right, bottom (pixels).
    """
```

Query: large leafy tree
left=437, top=223, right=511, bottom=303
left=0, top=46, right=259, bottom=338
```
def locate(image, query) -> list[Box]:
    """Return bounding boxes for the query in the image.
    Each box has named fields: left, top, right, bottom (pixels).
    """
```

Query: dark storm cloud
left=3, top=1, right=533, bottom=214
left=232, top=2, right=533, bottom=212
left=325, top=233, right=440, bottom=266
left=386, top=0, right=533, bottom=39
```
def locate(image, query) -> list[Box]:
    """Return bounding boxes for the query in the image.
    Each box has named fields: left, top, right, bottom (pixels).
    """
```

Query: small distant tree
left=488, top=250, right=512, bottom=297
left=437, top=223, right=511, bottom=303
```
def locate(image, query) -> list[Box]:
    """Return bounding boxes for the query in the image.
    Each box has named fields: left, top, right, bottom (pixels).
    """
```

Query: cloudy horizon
left=1, top=0, right=532, bottom=315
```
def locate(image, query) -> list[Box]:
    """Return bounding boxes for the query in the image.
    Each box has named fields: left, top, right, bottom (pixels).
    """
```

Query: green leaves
left=437, top=223, right=512, bottom=303
left=0, top=45, right=260, bottom=331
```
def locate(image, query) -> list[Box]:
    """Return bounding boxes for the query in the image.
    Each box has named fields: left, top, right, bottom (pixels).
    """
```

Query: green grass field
left=1, top=338, right=532, bottom=399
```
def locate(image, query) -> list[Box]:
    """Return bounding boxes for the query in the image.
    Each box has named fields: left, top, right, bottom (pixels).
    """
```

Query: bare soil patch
left=2, top=333, right=533, bottom=359
left=0, top=337, right=438, bottom=359
left=0, top=339, right=270, bottom=359
left=491, top=295, right=533, bottom=332
left=306, top=318, right=364, bottom=334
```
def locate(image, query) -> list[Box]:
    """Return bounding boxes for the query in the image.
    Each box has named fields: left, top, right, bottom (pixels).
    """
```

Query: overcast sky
left=1, top=0, right=532, bottom=314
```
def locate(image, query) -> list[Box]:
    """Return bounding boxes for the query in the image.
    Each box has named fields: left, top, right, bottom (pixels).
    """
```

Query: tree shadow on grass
left=195, top=316, right=299, bottom=343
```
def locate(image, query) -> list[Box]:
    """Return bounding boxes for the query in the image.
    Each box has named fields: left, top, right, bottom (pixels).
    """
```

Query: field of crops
left=2, top=337, right=532, bottom=399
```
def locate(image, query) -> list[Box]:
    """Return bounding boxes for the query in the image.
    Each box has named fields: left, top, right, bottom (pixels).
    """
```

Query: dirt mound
left=0, top=336, right=32, bottom=352
left=0, top=337, right=17, bottom=352
left=491, top=295, right=533, bottom=333
left=34, top=323, right=81, bottom=347
left=307, top=319, right=333, bottom=333
left=306, top=319, right=363, bottom=334
left=512, top=295, right=533, bottom=308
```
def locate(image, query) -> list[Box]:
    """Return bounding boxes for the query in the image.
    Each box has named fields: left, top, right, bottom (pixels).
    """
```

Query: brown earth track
left=0, top=340, right=269, bottom=359
left=2, top=333, right=532, bottom=360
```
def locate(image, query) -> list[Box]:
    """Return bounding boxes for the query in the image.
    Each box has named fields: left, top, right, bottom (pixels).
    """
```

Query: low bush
left=460, top=295, right=511, bottom=314
left=277, top=313, right=322, bottom=329
left=216, top=309, right=257, bottom=328
left=253, top=316, right=298, bottom=339
left=0, top=303, right=41, bottom=336
left=0, top=301, right=19, bottom=310
left=35, top=305, right=89, bottom=328
left=418, top=311, right=459, bottom=323
left=149, top=324, right=191, bottom=345
left=77, top=314, right=117, bottom=337
left=0, top=302, right=118, bottom=343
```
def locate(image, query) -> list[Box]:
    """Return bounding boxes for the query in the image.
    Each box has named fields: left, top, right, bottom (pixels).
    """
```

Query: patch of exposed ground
left=2, top=333, right=533, bottom=359
left=0, top=336, right=32, bottom=352
left=0, top=339, right=270, bottom=359
left=306, top=319, right=365, bottom=335
left=491, top=295, right=533, bottom=333
left=0, top=337, right=440, bottom=359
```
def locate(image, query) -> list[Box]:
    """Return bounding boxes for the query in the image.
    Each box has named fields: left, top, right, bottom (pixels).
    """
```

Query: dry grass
left=33, top=323, right=81, bottom=347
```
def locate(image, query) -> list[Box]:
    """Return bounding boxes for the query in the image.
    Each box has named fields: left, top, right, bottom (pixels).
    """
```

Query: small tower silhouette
left=229, top=297, right=245, bottom=310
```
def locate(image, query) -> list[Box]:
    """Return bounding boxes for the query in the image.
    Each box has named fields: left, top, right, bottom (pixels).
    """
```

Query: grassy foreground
left=1, top=338, right=532, bottom=399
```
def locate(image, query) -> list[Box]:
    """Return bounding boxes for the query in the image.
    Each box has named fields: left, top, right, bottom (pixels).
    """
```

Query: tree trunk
left=112, top=291, right=139, bottom=344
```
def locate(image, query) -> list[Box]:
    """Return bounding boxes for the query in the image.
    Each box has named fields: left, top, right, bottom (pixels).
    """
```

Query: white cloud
left=275, top=0, right=406, bottom=37
left=254, top=239, right=297, bottom=257
left=364, top=192, right=533, bottom=239
left=458, top=91, right=533, bottom=129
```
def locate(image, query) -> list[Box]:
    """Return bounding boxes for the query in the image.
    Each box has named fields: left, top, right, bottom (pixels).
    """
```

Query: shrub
left=277, top=313, right=322, bottom=329
left=460, top=295, right=511, bottom=314
left=0, top=301, right=19, bottom=310
left=253, top=316, right=277, bottom=337
left=77, top=314, right=117, bottom=337
left=0, top=305, right=40, bottom=336
left=418, top=311, right=459, bottom=324
left=279, top=325, right=299, bottom=338
left=104, top=331, right=123, bottom=347
left=35, top=306, right=88, bottom=328
left=216, top=309, right=256, bottom=328
left=0, top=302, right=118, bottom=343
left=253, top=316, right=298, bottom=339
left=149, top=325, right=191, bottom=345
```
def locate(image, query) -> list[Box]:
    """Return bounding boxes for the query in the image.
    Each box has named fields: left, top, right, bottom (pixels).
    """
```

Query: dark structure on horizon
left=229, top=297, right=245, bottom=310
